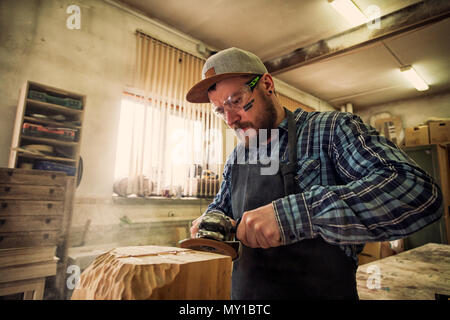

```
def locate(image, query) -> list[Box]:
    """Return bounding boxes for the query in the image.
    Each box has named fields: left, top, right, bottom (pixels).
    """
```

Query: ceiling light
left=329, top=0, right=368, bottom=26
left=400, top=66, right=429, bottom=91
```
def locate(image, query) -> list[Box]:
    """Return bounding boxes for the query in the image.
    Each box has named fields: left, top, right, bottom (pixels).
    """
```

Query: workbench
left=356, top=243, right=450, bottom=299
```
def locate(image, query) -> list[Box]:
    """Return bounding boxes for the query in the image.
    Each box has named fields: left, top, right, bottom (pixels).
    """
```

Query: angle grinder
left=178, top=210, right=241, bottom=261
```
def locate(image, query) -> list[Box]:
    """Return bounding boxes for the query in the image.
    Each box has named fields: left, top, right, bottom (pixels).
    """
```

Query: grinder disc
left=178, top=238, right=238, bottom=261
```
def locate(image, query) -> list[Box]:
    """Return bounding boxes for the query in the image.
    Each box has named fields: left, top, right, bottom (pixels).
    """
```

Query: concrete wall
left=274, top=78, right=336, bottom=112
left=356, top=92, right=450, bottom=128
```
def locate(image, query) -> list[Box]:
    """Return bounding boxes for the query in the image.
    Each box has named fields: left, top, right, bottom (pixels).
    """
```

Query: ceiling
left=117, top=0, right=450, bottom=111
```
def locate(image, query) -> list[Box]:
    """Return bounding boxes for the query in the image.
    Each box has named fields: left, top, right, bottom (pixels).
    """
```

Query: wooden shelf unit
left=8, top=81, right=86, bottom=178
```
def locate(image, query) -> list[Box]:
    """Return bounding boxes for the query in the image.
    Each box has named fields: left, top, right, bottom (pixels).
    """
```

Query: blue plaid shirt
left=207, top=109, right=443, bottom=264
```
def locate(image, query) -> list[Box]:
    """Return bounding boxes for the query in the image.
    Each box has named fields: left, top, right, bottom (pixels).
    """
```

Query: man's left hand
left=236, top=203, right=282, bottom=249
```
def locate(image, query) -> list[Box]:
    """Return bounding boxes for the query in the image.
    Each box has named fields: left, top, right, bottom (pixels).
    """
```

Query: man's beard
left=234, top=92, right=277, bottom=148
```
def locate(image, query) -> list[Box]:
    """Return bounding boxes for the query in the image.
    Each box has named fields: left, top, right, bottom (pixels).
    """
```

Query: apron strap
left=287, top=109, right=297, bottom=164
left=280, top=109, right=298, bottom=195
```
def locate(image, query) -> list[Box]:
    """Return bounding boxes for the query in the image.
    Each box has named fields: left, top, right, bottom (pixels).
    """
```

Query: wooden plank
left=0, top=200, right=64, bottom=216
left=0, top=215, right=62, bottom=233
left=8, top=82, right=28, bottom=168
left=0, top=246, right=56, bottom=267
left=0, top=230, right=59, bottom=249
left=0, top=168, right=66, bottom=186
left=0, top=278, right=45, bottom=299
left=0, top=258, right=58, bottom=283
left=54, top=176, right=76, bottom=299
left=71, top=245, right=232, bottom=300
left=356, top=243, right=450, bottom=300
left=264, top=0, right=450, bottom=74
left=0, top=184, right=65, bottom=201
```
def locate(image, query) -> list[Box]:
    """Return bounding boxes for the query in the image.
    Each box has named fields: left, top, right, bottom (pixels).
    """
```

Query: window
left=113, top=33, right=223, bottom=198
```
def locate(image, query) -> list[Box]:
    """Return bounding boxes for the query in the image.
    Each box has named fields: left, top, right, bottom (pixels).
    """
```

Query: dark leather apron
left=230, top=110, right=358, bottom=300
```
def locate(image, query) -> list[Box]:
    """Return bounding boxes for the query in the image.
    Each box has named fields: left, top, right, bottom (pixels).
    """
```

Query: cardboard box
left=358, top=241, right=398, bottom=265
left=358, top=242, right=380, bottom=265
left=374, top=117, right=403, bottom=145
left=429, top=121, right=450, bottom=143
left=405, top=125, right=429, bottom=146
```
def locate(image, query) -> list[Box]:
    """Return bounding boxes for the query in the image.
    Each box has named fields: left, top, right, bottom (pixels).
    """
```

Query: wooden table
left=356, top=243, right=450, bottom=299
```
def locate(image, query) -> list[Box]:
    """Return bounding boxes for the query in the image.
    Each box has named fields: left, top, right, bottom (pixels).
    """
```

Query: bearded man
left=186, top=47, right=442, bottom=300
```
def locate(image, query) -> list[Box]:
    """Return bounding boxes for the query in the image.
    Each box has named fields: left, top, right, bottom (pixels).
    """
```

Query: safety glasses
left=211, top=75, right=262, bottom=121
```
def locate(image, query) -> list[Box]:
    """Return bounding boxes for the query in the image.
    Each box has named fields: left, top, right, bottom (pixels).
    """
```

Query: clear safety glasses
left=211, top=75, right=262, bottom=121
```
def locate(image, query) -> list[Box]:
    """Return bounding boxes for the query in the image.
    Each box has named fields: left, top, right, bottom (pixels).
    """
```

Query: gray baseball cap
left=186, top=47, right=268, bottom=103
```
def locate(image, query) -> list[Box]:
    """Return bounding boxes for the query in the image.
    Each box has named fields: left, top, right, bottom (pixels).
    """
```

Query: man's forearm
left=273, top=164, right=443, bottom=245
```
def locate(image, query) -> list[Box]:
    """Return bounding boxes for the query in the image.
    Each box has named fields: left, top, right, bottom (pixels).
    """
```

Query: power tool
left=178, top=210, right=241, bottom=261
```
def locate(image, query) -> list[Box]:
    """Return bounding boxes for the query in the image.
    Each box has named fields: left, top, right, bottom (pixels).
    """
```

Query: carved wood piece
left=71, top=245, right=232, bottom=300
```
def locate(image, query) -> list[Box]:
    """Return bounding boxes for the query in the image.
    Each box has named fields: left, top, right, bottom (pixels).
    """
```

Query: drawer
left=0, top=216, right=62, bottom=232
left=0, top=184, right=65, bottom=201
left=0, top=231, right=59, bottom=249
left=0, top=168, right=66, bottom=186
left=0, top=200, right=63, bottom=216
left=0, top=258, right=58, bottom=283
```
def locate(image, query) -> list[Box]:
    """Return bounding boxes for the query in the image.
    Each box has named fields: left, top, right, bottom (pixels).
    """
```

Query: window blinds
left=116, top=31, right=223, bottom=198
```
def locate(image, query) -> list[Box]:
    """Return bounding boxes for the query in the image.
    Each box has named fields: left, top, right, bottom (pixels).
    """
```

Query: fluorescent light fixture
left=329, top=0, right=368, bottom=26
left=400, top=66, right=429, bottom=91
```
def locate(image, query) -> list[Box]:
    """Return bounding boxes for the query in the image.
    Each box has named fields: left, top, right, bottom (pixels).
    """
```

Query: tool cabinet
left=0, top=168, right=75, bottom=299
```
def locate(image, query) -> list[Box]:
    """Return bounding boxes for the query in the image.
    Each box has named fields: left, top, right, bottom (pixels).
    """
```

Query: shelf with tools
left=8, top=81, right=86, bottom=180
left=23, top=116, right=82, bottom=130
left=25, top=99, right=83, bottom=117
left=20, top=135, right=79, bottom=148
left=15, top=152, right=78, bottom=164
